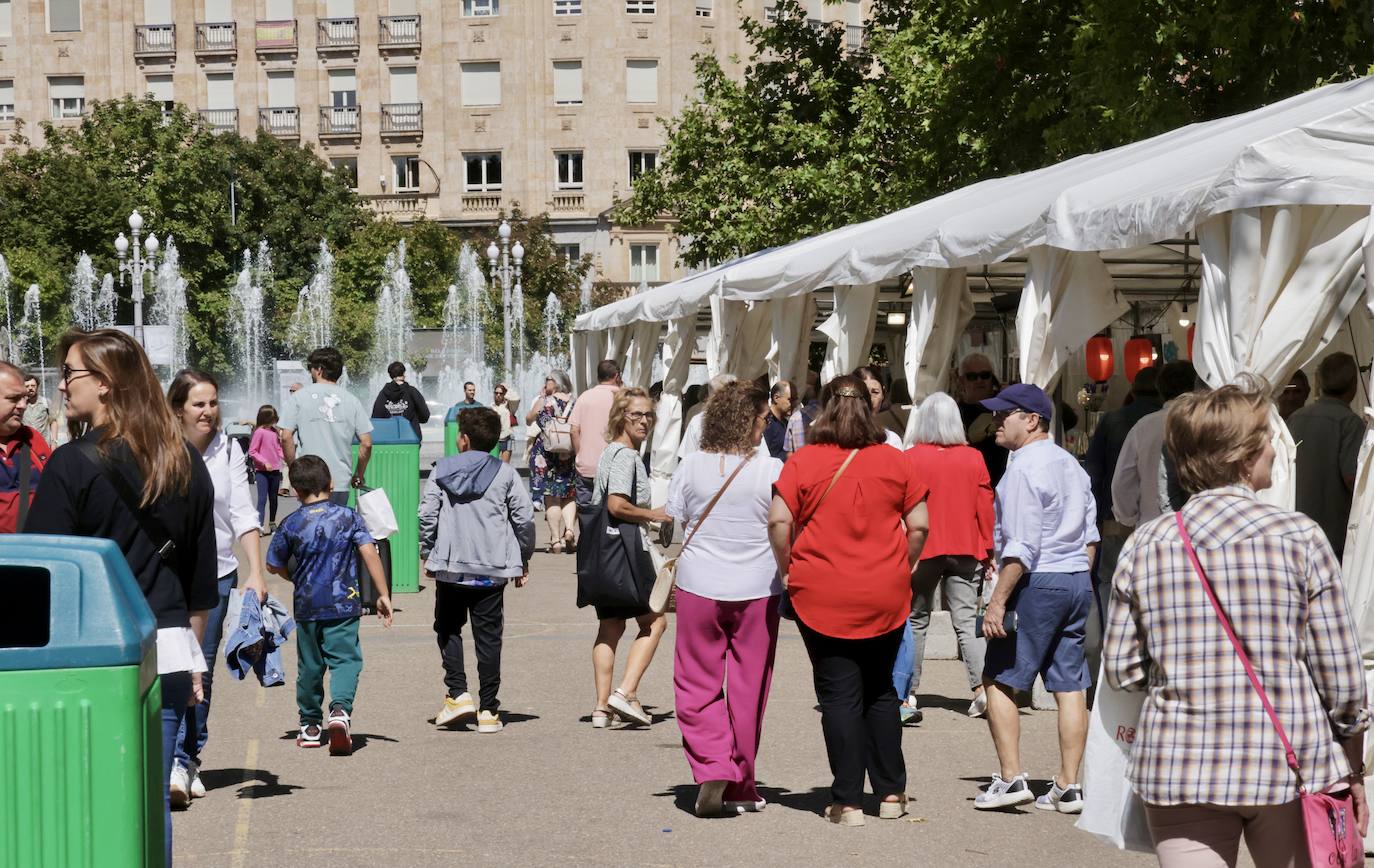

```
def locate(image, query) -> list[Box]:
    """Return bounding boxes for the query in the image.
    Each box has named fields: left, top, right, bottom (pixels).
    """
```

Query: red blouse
left=774, top=443, right=926, bottom=639
left=904, top=443, right=993, bottom=560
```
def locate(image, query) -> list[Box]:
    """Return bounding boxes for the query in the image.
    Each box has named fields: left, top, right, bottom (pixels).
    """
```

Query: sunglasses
left=61, top=364, right=94, bottom=384
left=964, top=371, right=994, bottom=382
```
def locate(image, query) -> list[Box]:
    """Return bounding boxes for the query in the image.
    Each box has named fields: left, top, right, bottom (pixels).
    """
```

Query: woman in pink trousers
left=666, top=381, right=784, bottom=818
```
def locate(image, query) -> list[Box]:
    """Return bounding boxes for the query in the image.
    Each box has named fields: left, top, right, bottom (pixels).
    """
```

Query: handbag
left=779, top=448, right=858, bottom=621
left=1176, top=511, right=1364, bottom=868
left=1075, top=661, right=1153, bottom=852
left=648, top=454, right=752, bottom=614
left=540, top=398, right=575, bottom=456
left=575, top=447, right=655, bottom=610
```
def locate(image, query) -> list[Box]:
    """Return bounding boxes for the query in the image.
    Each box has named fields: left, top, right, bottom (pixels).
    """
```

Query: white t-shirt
left=665, top=451, right=784, bottom=601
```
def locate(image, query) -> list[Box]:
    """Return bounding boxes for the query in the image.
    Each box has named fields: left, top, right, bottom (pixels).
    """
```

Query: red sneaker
left=327, top=706, right=352, bottom=756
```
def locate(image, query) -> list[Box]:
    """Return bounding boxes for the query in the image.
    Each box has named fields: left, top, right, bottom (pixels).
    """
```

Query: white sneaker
left=476, top=710, right=503, bottom=733
left=1035, top=779, right=1084, bottom=814
left=169, top=764, right=191, bottom=810
left=974, top=773, right=1034, bottom=810
left=725, top=797, right=767, bottom=813
left=969, top=691, right=989, bottom=718
left=188, top=760, right=206, bottom=799
left=435, top=693, right=477, bottom=726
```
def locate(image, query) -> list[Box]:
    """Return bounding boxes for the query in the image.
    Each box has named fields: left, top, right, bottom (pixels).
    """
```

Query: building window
left=464, top=152, right=502, bottom=191
left=0, top=80, right=12, bottom=121
left=556, top=243, right=581, bottom=262
left=628, top=150, right=657, bottom=183
left=145, top=74, right=174, bottom=118
left=695, top=0, right=712, bottom=17
left=625, top=59, right=658, bottom=104
left=764, top=4, right=778, bottom=23
left=460, top=62, right=501, bottom=107
left=392, top=155, right=420, bottom=192
left=49, top=76, right=85, bottom=119
left=463, top=0, right=498, bottom=16
left=630, top=244, right=659, bottom=284
left=0, top=1, right=12, bottom=38
left=553, top=0, right=580, bottom=14
left=555, top=151, right=584, bottom=189
left=48, top=0, right=80, bottom=32
left=329, top=69, right=358, bottom=107
left=331, top=156, right=358, bottom=189
left=625, top=0, right=654, bottom=14
left=553, top=60, right=582, bottom=106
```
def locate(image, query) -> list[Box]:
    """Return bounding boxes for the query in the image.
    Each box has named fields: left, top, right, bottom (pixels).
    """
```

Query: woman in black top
left=28, top=329, right=217, bottom=867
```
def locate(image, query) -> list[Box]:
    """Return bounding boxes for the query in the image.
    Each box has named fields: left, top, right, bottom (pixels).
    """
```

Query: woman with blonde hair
left=588, top=386, right=669, bottom=728
left=1105, top=378, right=1369, bottom=866
left=666, top=381, right=784, bottom=816
left=28, top=329, right=218, bottom=865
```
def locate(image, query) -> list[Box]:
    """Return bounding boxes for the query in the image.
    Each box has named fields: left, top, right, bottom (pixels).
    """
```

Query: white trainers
left=725, top=797, right=767, bottom=813
left=1035, top=779, right=1085, bottom=814
left=187, top=760, right=206, bottom=799
left=169, top=764, right=191, bottom=810
left=969, top=691, right=988, bottom=718
left=974, top=773, right=1034, bottom=810
left=435, top=693, right=477, bottom=726
left=476, top=710, right=503, bottom=733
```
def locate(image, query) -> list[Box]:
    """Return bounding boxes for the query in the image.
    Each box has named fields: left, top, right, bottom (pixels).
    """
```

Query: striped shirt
left=1105, top=485, right=1369, bottom=806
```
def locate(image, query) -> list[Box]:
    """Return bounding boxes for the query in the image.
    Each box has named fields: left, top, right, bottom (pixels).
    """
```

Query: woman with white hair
left=900, top=391, right=994, bottom=720
left=527, top=369, right=578, bottom=552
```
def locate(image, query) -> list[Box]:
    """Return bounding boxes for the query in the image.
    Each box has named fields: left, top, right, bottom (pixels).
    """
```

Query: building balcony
left=195, top=22, right=237, bottom=57
left=318, top=106, right=361, bottom=138
left=552, top=192, right=585, bottom=213
left=255, top=19, right=297, bottom=53
left=369, top=193, right=432, bottom=219
left=462, top=193, right=502, bottom=214
left=198, top=108, right=239, bottom=133
left=317, top=17, right=359, bottom=52
left=259, top=106, right=299, bottom=138
left=378, top=15, right=421, bottom=50
left=380, top=103, right=422, bottom=136
left=134, top=24, right=176, bottom=59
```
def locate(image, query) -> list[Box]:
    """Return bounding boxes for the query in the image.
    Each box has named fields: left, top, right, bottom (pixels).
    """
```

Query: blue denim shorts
left=982, top=570, right=1092, bottom=693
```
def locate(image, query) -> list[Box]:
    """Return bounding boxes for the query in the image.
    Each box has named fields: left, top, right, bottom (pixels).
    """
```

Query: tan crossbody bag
left=649, top=454, right=754, bottom=614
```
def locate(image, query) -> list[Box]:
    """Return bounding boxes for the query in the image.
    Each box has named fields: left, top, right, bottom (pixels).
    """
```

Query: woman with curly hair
left=666, top=381, right=784, bottom=816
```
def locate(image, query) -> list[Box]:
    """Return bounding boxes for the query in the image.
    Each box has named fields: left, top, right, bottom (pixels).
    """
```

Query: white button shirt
left=201, top=431, right=262, bottom=577
left=994, top=438, right=1099, bottom=573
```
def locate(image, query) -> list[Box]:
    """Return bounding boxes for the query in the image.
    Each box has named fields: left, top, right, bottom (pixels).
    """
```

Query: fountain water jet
left=0, top=254, right=14, bottom=362
left=370, top=240, right=413, bottom=394
left=96, top=274, right=116, bottom=328
left=152, top=237, right=189, bottom=372
left=229, top=242, right=270, bottom=412
left=69, top=253, right=99, bottom=331
left=17, top=284, right=45, bottom=397
left=288, top=241, right=335, bottom=355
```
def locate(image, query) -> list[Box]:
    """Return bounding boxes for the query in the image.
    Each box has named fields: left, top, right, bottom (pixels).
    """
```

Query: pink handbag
left=1176, top=512, right=1364, bottom=868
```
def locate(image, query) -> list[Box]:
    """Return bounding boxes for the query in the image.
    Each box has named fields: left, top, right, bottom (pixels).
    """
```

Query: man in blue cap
left=972, top=383, right=1098, bottom=816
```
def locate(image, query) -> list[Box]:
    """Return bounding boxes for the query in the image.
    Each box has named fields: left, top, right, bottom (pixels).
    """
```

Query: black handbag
left=574, top=449, right=654, bottom=609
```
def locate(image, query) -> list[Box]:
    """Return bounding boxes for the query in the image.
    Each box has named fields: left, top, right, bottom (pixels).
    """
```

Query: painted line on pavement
left=229, top=688, right=264, bottom=868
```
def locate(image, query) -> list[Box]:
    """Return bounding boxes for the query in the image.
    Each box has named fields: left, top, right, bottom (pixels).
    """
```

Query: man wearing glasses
left=956, top=354, right=1009, bottom=485
left=973, top=383, right=1097, bottom=815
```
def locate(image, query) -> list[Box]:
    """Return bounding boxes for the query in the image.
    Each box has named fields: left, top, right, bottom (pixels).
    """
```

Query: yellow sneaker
left=476, top=710, right=503, bottom=733
left=435, top=693, right=477, bottom=727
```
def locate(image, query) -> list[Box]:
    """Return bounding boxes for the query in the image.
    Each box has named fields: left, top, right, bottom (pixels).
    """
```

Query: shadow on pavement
left=430, top=712, right=541, bottom=730
left=759, top=785, right=829, bottom=817
left=653, top=783, right=741, bottom=818
left=957, top=775, right=1040, bottom=813
left=198, top=767, right=305, bottom=800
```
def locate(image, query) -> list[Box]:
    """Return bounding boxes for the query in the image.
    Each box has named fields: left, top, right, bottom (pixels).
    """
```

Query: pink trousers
left=673, top=590, right=780, bottom=802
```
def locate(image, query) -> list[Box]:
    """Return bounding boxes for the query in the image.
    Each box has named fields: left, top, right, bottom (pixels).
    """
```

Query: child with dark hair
left=266, top=455, right=393, bottom=755
left=419, top=407, right=536, bottom=733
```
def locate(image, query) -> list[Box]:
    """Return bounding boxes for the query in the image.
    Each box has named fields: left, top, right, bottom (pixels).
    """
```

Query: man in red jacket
left=0, top=362, right=51, bottom=533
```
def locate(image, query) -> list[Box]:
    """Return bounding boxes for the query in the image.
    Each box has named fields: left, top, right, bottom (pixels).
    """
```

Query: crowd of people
left=1, top=326, right=1369, bottom=866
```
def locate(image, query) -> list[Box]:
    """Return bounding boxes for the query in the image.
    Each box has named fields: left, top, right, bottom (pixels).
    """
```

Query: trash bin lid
left=0, top=535, right=156, bottom=671
left=362, top=416, right=421, bottom=445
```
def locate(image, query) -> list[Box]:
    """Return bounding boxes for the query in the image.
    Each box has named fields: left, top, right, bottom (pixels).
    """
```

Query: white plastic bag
left=1076, top=663, right=1154, bottom=853
left=357, top=487, right=399, bottom=540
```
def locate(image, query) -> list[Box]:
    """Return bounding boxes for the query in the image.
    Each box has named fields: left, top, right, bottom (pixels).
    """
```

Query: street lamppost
left=487, top=219, right=523, bottom=384
left=114, top=210, right=159, bottom=346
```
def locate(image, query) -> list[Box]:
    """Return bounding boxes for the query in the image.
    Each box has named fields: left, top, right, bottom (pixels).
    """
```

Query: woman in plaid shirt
left=1104, top=379, right=1369, bottom=867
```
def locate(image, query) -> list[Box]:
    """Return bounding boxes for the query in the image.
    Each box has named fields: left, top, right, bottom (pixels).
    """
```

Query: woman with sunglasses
left=28, top=330, right=218, bottom=866
left=587, top=387, right=670, bottom=729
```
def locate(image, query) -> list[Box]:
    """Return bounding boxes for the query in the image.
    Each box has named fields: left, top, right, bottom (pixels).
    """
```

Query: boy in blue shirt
left=267, top=455, right=393, bottom=755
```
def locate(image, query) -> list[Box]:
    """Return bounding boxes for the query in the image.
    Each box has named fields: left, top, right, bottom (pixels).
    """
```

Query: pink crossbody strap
left=1175, top=511, right=1304, bottom=785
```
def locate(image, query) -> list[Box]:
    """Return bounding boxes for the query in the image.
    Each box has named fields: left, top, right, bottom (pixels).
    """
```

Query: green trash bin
left=0, top=535, right=162, bottom=868
left=444, top=405, right=501, bottom=458
left=353, top=417, right=421, bottom=594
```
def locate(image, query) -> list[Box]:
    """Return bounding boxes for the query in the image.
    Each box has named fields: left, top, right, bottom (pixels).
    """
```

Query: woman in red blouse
left=769, top=374, right=929, bottom=826
left=902, top=391, right=994, bottom=720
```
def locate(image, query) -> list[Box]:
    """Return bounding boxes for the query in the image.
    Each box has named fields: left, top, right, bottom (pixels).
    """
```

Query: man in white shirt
left=975, top=384, right=1097, bottom=815
left=1110, top=360, right=1198, bottom=528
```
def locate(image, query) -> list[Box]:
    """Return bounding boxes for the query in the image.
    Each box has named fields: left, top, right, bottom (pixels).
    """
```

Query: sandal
left=591, top=707, right=611, bottom=729
left=551, top=540, right=565, bottom=554
left=607, top=689, right=652, bottom=726
left=563, top=531, right=577, bottom=554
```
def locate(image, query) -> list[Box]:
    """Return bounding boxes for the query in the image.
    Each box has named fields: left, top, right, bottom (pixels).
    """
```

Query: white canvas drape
left=650, top=315, right=695, bottom=505
left=570, top=329, right=605, bottom=393
left=818, top=284, right=879, bottom=382
left=1016, top=248, right=1126, bottom=389
left=767, top=293, right=816, bottom=387
left=1194, top=204, right=1374, bottom=508
left=621, top=320, right=661, bottom=389
left=900, top=268, right=973, bottom=444
left=707, top=296, right=772, bottom=381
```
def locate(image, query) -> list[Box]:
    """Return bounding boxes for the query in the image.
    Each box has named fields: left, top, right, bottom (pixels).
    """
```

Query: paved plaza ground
left=174, top=494, right=1159, bottom=868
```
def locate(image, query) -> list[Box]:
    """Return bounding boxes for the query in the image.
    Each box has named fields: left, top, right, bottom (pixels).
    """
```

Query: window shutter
left=266, top=71, right=294, bottom=106
left=205, top=73, right=234, bottom=109
left=389, top=66, right=418, bottom=103
left=553, top=61, right=582, bottom=104
left=49, top=76, right=85, bottom=100
left=145, top=74, right=174, bottom=103
left=143, top=0, right=172, bottom=25
left=461, top=62, right=501, bottom=106
left=625, top=59, right=657, bottom=104
left=326, top=0, right=355, bottom=15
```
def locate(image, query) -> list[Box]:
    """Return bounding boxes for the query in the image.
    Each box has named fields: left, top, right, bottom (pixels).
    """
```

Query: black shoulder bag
left=73, top=440, right=180, bottom=567
left=574, top=445, right=655, bottom=610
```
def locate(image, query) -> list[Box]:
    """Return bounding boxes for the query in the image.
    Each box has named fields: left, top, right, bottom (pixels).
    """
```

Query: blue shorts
left=982, top=571, right=1092, bottom=693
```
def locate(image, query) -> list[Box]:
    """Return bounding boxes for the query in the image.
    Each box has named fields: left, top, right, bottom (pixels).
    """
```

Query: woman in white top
left=666, top=381, right=784, bottom=818
left=166, top=370, right=267, bottom=808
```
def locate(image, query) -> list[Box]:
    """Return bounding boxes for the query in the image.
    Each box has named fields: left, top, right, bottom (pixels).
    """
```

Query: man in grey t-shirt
left=280, top=347, right=374, bottom=506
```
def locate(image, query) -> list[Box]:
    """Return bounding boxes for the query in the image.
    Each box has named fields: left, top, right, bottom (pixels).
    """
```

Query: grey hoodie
left=418, top=451, right=535, bottom=581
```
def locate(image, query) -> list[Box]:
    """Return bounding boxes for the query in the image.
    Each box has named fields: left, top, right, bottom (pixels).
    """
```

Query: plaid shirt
left=1105, top=485, right=1369, bottom=806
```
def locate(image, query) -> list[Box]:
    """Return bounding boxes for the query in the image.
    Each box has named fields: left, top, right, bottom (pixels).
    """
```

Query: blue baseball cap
left=980, top=383, right=1053, bottom=422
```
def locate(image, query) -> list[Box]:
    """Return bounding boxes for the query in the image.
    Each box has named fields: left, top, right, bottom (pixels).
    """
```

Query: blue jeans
left=891, top=619, right=915, bottom=700
left=256, top=470, right=281, bottom=525
left=174, top=572, right=235, bottom=769
left=160, top=671, right=192, bottom=867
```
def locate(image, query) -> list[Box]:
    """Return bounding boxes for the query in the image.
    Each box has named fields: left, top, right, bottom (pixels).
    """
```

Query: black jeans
left=434, top=582, right=506, bottom=712
left=797, top=618, right=907, bottom=806
left=574, top=474, right=595, bottom=508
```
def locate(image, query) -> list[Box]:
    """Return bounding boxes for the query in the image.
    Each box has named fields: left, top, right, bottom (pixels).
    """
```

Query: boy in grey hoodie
left=419, top=407, right=535, bottom=732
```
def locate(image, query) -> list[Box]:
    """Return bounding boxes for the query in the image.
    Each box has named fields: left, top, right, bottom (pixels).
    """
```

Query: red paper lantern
left=1085, top=335, right=1115, bottom=382
left=1124, top=337, right=1155, bottom=383
left=1186, top=324, right=1196, bottom=359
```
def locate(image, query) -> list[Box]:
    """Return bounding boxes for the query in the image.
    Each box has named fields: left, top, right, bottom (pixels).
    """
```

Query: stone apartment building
left=0, top=0, right=866, bottom=286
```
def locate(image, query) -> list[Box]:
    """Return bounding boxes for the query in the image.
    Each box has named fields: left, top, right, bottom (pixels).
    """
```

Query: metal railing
left=255, top=19, right=297, bottom=51
left=194, top=22, right=236, bottom=54
left=378, top=15, right=420, bottom=48
left=259, top=106, right=299, bottom=137
left=380, top=103, right=422, bottom=134
left=317, top=17, right=359, bottom=49
left=318, top=106, right=361, bottom=136
left=198, top=108, right=239, bottom=133
left=134, top=24, right=176, bottom=56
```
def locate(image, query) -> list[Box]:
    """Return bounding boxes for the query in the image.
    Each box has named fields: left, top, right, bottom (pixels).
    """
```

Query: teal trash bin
left=353, top=417, right=421, bottom=594
left=444, top=405, right=501, bottom=458
left=0, top=535, right=162, bottom=868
